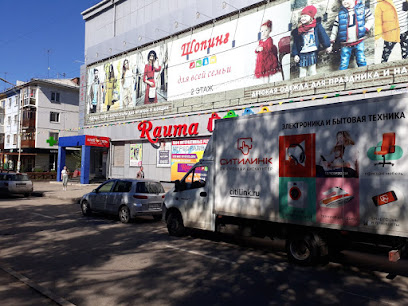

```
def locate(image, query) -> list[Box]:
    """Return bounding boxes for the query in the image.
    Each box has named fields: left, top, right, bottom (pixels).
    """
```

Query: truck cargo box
left=213, top=93, right=408, bottom=238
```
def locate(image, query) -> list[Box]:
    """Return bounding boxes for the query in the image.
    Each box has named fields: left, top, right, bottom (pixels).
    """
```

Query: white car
left=0, top=173, right=33, bottom=197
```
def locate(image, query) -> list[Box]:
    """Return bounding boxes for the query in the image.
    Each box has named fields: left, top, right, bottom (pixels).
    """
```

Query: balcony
left=22, top=117, right=36, bottom=129
left=21, top=139, right=35, bottom=148
left=22, top=110, right=36, bottom=129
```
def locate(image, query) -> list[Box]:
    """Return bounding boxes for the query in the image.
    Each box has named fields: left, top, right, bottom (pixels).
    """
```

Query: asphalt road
left=1, top=195, right=408, bottom=305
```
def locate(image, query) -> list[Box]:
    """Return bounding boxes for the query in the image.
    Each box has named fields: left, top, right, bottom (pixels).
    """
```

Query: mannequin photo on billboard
left=290, top=0, right=375, bottom=78
left=374, top=0, right=408, bottom=64
left=291, top=5, right=331, bottom=78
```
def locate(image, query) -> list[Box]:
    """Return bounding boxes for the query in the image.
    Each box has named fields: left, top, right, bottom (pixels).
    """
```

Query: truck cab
left=164, top=160, right=215, bottom=235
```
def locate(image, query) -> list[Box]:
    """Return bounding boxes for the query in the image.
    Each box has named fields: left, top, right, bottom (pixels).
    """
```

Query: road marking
left=0, top=263, right=75, bottom=306
left=165, top=244, right=237, bottom=265
left=340, top=290, right=394, bottom=305
left=31, top=212, right=54, bottom=219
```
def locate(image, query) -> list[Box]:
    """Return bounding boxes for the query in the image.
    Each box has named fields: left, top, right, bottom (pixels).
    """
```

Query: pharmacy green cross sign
left=46, top=136, right=58, bottom=146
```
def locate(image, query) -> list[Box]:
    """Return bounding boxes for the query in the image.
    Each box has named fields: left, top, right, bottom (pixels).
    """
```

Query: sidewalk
left=32, top=180, right=175, bottom=203
left=33, top=181, right=100, bottom=203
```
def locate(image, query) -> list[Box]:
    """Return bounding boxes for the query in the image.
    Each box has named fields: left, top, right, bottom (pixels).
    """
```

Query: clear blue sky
left=0, top=0, right=100, bottom=91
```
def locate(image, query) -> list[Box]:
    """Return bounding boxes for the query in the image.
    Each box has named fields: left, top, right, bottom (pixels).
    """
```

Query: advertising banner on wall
left=171, top=139, right=209, bottom=181
left=157, top=141, right=172, bottom=168
left=86, top=43, right=173, bottom=122
left=167, top=1, right=292, bottom=100
left=85, top=0, right=407, bottom=124
left=130, top=144, right=143, bottom=167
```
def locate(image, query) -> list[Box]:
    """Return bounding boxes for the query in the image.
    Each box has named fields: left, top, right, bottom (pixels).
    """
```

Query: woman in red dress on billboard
left=143, top=50, right=162, bottom=104
left=254, top=20, right=280, bottom=83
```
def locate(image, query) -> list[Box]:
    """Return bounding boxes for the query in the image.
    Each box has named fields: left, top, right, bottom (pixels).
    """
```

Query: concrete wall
left=36, top=84, right=80, bottom=148
left=110, top=141, right=171, bottom=181
left=83, top=0, right=261, bottom=65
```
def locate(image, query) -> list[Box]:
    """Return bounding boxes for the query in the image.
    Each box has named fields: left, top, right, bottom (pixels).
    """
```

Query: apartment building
left=0, top=78, right=80, bottom=172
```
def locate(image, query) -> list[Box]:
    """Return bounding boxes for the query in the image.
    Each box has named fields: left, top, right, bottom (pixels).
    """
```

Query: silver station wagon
left=80, top=179, right=165, bottom=223
left=0, top=172, right=33, bottom=197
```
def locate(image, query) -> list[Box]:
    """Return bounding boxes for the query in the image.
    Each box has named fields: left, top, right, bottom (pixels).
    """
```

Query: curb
left=31, top=191, right=82, bottom=204
left=0, top=264, right=75, bottom=306
left=41, top=193, right=82, bottom=204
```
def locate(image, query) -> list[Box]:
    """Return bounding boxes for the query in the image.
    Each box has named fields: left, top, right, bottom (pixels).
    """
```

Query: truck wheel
left=167, top=211, right=185, bottom=237
left=286, top=234, right=319, bottom=265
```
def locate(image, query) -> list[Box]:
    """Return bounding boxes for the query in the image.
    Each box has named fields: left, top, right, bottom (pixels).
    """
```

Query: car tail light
left=133, top=195, right=148, bottom=199
left=162, top=195, right=165, bottom=198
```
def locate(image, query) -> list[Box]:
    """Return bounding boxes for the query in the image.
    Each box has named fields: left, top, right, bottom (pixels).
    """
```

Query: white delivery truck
left=164, top=92, right=408, bottom=264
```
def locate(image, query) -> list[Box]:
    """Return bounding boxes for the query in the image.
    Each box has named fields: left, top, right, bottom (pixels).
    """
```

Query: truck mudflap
left=389, top=241, right=408, bottom=262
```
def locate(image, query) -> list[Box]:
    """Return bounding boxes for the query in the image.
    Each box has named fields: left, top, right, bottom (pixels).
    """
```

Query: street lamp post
left=0, top=77, right=22, bottom=173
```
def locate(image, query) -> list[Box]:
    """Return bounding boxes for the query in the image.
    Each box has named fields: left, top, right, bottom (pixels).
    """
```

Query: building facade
left=0, top=78, right=80, bottom=172
left=80, top=0, right=408, bottom=182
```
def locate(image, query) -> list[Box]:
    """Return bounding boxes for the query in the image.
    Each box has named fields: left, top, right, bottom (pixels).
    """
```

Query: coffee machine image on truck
left=164, top=92, right=408, bottom=265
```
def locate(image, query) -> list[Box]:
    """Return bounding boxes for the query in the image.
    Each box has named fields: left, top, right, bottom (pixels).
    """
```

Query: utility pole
left=47, top=49, right=51, bottom=78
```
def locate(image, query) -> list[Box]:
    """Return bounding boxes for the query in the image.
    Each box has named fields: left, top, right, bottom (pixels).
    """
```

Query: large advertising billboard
left=85, top=0, right=407, bottom=124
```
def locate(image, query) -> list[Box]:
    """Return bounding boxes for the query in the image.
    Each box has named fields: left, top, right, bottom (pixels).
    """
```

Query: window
left=7, top=174, right=30, bottom=181
left=26, top=88, right=37, bottom=106
left=49, top=132, right=59, bottom=142
left=14, top=115, right=18, bottom=124
left=6, top=135, right=10, bottom=144
left=50, top=112, right=60, bottom=122
left=136, top=182, right=165, bottom=194
left=22, top=132, right=34, bottom=141
left=181, top=166, right=208, bottom=190
left=8, top=98, right=11, bottom=107
left=98, top=180, right=116, bottom=193
left=51, top=92, right=60, bottom=102
left=13, top=134, right=17, bottom=145
left=7, top=116, right=11, bottom=125
left=23, top=110, right=34, bottom=120
left=113, top=180, right=133, bottom=193
left=113, top=144, right=124, bottom=166
left=23, top=87, right=36, bottom=106
left=1, top=100, right=5, bottom=108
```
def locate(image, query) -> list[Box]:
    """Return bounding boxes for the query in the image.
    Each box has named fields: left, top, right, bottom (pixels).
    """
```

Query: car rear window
left=7, top=174, right=30, bottom=181
left=136, top=182, right=164, bottom=194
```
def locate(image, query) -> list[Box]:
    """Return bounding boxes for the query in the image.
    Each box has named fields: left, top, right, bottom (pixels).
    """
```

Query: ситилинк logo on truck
left=219, top=137, right=272, bottom=166
left=237, top=138, right=252, bottom=155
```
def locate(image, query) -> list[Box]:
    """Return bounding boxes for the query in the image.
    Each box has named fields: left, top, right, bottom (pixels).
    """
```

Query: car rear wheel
left=167, top=211, right=185, bottom=236
left=24, top=193, right=31, bottom=197
left=119, top=206, right=131, bottom=223
left=81, top=200, right=92, bottom=216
